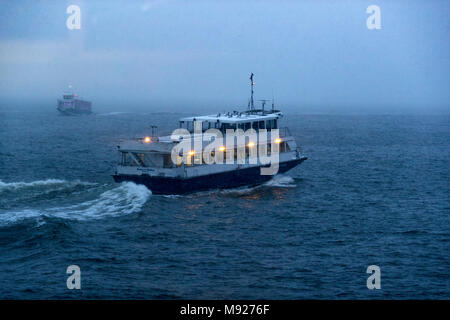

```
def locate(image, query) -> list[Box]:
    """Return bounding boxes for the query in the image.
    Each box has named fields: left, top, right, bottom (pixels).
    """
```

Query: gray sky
left=0, top=0, right=448, bottom=113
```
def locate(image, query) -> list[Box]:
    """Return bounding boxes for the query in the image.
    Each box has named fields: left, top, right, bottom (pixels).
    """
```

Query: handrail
left=278, top=127, right=291, bottom=137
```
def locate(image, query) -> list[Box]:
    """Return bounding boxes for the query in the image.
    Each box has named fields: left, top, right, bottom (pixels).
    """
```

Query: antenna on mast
left=272, top=90, right=275, bottom=112
left=258, top=99, right=270, bottom=113
left=249, top=73, right=254, bottom=111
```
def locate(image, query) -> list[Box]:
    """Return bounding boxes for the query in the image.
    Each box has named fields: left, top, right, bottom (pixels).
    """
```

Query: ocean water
left=0, top=110, right=448, bottom=299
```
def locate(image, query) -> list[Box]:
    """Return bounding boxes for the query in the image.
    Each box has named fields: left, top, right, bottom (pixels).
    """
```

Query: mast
left=249, top=73, right=254, bottom=111
left=272, top=93, right=275, bottom=112
left=151, top=125, right=158, bottom=138
left=258, top=99, right=270, bottom=113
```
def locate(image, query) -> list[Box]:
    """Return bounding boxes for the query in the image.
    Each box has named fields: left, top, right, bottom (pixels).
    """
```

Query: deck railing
left=124, top=127, right=293, bottom=144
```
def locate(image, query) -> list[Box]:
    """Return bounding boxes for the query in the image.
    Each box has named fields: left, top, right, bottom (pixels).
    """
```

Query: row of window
left=179, top=142, right=291, bottom=167
left=180, top=119, right=278, bottom=133
left=120, top=142, right=290, bottom=168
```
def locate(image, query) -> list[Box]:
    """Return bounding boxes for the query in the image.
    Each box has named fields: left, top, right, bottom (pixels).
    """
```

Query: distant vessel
left=57, top=85, right=92, bottom=115
left=113, top=74, right=307, bottom=194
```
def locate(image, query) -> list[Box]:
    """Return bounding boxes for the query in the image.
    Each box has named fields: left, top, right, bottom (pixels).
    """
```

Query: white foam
left=0, top=179, right=95, bottom=192
left=162, top=194, right=181, bottom=199
left=219, top=186, right=259, bottom=195
left=0, top=179, right=66, bottom=190
left=179, top=175, right=296, bottom=197
left=0, top=182, right=151, bottom=226
left=264, top=175, right=296, bottom=188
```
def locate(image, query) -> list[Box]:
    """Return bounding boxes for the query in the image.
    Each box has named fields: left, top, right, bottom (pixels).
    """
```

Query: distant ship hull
left=57, top=99, right=92, bottom=115
left=113, top=157, right=306, bottom=195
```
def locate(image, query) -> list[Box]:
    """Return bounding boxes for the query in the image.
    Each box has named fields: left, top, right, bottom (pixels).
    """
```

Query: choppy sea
left=0, top=109, right=448, bottom=299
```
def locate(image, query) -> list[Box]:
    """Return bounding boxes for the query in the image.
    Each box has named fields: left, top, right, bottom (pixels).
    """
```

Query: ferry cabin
left=178, top=110, right=280, bottom=133
left=116, top=110, right=299, bottom=174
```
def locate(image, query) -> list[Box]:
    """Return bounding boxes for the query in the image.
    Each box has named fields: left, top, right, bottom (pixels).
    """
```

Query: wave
left=218, top=186, right=259, bottom=195
left=97, top=112, right=131, bottom=116
left=0, top=182, right=151, bottom=226
left=0, top=179, right=95, bottom=193
left=219, top=175, right=296, bottom=195
left=264, top=175, right=296, bottom=188
left=187, top=175, right=296, bottom=197
left=164, top=174, right=297, bottom=198
left=0, top=179, right=66, bottom=190
left=162, top=194, right=181, bottom=199
left=0, top=179, right=100, bottom=210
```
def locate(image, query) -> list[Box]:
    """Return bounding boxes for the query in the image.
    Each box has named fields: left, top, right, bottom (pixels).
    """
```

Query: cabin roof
left=180, top=111, right=282, bottom=124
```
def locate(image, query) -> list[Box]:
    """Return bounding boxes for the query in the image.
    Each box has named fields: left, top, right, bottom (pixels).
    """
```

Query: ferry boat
left=57, top=85, right=92, bottom=115
left=113, top=74, right=307, bottom=194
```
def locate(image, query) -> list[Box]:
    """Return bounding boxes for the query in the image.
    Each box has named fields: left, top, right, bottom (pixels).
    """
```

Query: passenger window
left=137, top=153, right=145, bottom=166
left=163, top=155, right=173, bottom=168
left=285, top=142, right=291, bottom=152
left=176, top=155, right=183, bottom=166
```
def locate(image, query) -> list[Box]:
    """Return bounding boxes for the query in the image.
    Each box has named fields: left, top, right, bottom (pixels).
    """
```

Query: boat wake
left=218, top=185, right=260, bottom=195
left=264, top=175, right=297, bottom=188
left=0, top=179, right=99, bottom=209
left=0, top=179, right=95, bottom=192
left=184, top=175, right=297, bottom=198
left=220, top=175, right=297, bottom=195
left=0, top=180, right=151, bottom=226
